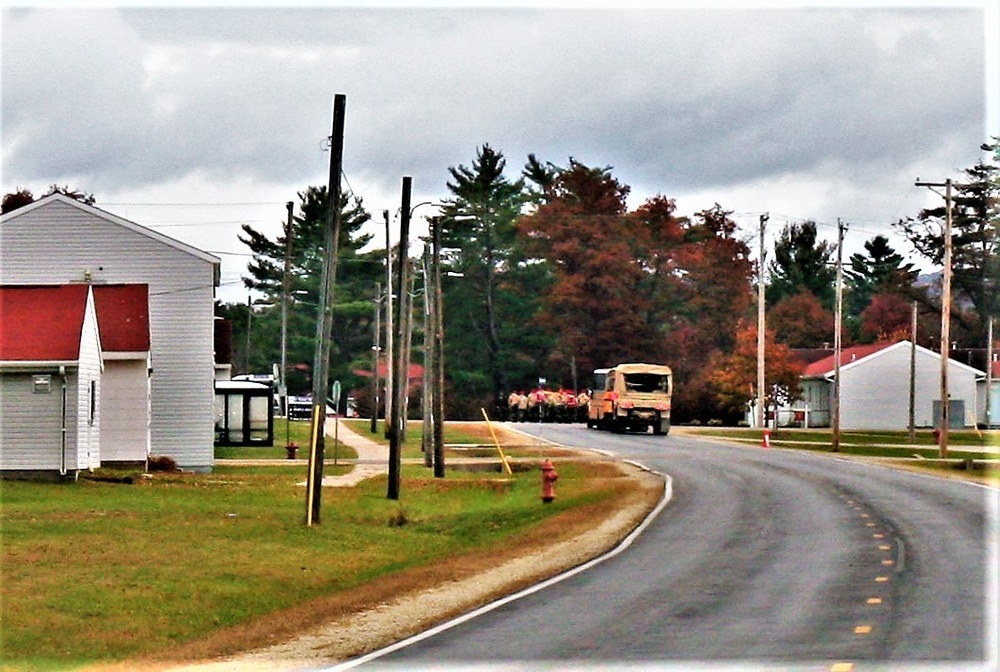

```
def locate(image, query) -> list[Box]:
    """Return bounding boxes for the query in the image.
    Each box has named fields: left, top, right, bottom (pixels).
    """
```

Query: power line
left=103, top=201, right=286, bottom=207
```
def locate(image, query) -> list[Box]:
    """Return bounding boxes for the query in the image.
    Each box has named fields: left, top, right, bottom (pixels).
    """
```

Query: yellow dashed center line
left=878, top=544, right=891, bottom=551
left=831, top=663, right=855, bottom=672
left=873, top=533, right=884, bottom=539
left=854, top=625, right=873, bottom=634
left=867, top=597, right=883, bottom=605
left=881, top=559, right=895, bottom=566
left=875, top=576, right=890, bottom=582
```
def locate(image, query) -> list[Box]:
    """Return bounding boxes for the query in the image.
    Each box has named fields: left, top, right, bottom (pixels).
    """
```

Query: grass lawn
left=679, top=426, right=999, bottom=483
left=0, top=439, right=634, bottom=670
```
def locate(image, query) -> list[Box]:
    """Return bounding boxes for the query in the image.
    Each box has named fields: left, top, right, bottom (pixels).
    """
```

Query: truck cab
left=587, top=363, right=672, bottom=435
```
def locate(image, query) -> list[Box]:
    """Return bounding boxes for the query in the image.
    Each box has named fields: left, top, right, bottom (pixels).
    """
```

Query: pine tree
left=436, top=144, right=534, bottom=410
left=766, top=221, right=837, bottom=309
left=844, top=235, right=918, bottom=315
left=896, top=138, right=999, bottom=345
left=234, top=186, right=380, bottom=394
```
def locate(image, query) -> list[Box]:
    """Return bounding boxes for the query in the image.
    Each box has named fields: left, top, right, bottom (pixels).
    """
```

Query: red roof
left=0, top=285, right=91, bottom=361
left=92, top=284, right=149, bottom=352
left=801, top=343, right=893, bottom=378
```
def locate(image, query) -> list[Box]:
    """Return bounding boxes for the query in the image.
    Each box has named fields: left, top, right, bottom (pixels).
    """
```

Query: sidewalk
left=315, top=417, right=389, bottom=487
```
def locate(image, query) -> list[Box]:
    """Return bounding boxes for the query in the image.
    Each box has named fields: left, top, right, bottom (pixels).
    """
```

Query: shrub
left=147, top=455, right=179, bottom=472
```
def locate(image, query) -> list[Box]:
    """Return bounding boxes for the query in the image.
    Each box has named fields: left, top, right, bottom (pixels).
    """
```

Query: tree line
left=226, top=139, right=996, bottom=424
left=6, top=139, right=996, bottom=424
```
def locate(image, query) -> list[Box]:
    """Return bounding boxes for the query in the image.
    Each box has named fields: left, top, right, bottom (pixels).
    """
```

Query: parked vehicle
left=587, top=363, right=672, bottom=435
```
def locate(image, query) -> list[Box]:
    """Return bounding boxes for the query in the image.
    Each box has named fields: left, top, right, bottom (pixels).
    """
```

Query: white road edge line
left=320, top=466, right=673, bottom=671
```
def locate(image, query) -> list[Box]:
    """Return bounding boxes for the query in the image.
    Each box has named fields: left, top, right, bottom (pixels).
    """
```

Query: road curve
left=335, top=427, right=998, bottom=671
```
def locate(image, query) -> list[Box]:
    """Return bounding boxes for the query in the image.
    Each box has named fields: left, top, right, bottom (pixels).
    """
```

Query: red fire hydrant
left=541, top=458, right=558, bottom=504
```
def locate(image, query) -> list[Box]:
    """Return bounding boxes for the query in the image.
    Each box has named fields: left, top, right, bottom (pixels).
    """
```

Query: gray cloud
left=1, top=5, right=990, bottom=253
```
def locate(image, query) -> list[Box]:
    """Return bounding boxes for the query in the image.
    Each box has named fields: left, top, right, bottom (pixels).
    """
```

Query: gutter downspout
left=59, top=365, right=67, bottom=477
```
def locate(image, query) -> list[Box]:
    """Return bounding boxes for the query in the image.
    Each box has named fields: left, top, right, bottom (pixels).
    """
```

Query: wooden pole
left=305, top=93, right=346, bottom=526
left=832, top=219, right=845, bottom=452
left=756, top=213, right=768, bottom=430
left=387, top=177, right=411, bottom=500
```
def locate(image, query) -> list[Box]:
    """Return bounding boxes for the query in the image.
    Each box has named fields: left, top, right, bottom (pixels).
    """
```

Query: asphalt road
left=331, top=426, right=997, bottom=672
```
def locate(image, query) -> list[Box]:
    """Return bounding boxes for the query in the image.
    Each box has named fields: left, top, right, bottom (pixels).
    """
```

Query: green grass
left=683, top=426, right=997, bottom=448
left=681, top=426, right=999, bottom=482
left=214, top=419, right=359, bottom=460
left=342, top=418, right=516, bottom=450
left=0, top=458, right=622, bottom=670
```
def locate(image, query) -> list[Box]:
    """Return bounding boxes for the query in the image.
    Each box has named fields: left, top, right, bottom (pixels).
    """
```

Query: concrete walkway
left=315, top=417, right=389, bottom=487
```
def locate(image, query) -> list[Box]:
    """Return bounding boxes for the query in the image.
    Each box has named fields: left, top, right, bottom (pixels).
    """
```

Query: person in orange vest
left=576, top=389, right=591, bottom=423
left=507, top=390, right=520, bottom=421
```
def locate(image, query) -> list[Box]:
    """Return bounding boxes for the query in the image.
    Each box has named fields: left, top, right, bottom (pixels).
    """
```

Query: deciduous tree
left=860, top=292, right=918, bottom=343
left=516, top=160, right=655, bottom=378
left=768, top=291, right=836, bottom=348
left=710, top=320, right=804, bottom=419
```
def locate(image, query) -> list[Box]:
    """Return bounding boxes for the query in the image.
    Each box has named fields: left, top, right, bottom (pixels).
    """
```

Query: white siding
left=73, top=290, right=102, bottom=470
left=0, top=372, right=66, bottom=470
left=981, top=381, right=999, bottom=427
left=100, top=359, right=151, bottom=462
left=840, top=343, right=980, bottom=430
left=0, top=197, right=219, bottom=468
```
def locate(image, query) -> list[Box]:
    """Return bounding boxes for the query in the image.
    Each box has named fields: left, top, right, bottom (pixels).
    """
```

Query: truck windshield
left=623, top=373, right=669, bottom=393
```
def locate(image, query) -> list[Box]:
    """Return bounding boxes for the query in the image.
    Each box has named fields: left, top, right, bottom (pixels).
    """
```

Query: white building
left=0, top=195, right=220, bottom=469
left=979, top=359, right=999, bottom=428
left=796, top=341, right=984, bottom=430
left=92, top=284, right=152, bottom=466
left=0, top=285, right=103, bottom=478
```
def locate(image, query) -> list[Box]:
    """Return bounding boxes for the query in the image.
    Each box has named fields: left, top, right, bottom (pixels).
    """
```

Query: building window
left=89, top=380, right=97, bottom=426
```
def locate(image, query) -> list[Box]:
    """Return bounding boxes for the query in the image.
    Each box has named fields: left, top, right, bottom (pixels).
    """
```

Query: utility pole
left=370, top=282, right=381, bottom=434
left=432, top=213, right=446, bottom=478
left=387, top=176, right=411, bottom=500
left=305, top=93, right=346, bottom=526
left=915, top=178, right=953, bottom=459
left=421, top=243, right=434, bottom=468
left=245, top=294, right=252, bottom=374
left=383, top=209, right=394, bottom=440
left=908, top=301, right=917, bottom=442
left=400, top=261, right=415, bottom=444
left=280, top=200, right=294, bottom=421
left=756, top=213, right=768, bottom=430
left=832, top=218, right=846, bottom=452
left=987, top=317, right=994, bottom=429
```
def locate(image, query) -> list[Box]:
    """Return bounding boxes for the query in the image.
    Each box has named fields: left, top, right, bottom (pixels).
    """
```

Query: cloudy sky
left=2, top=1, right=997, bottom=304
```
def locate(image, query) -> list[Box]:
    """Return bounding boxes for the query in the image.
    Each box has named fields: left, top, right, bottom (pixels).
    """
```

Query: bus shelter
left=214, top=380, right=274, bottom=446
